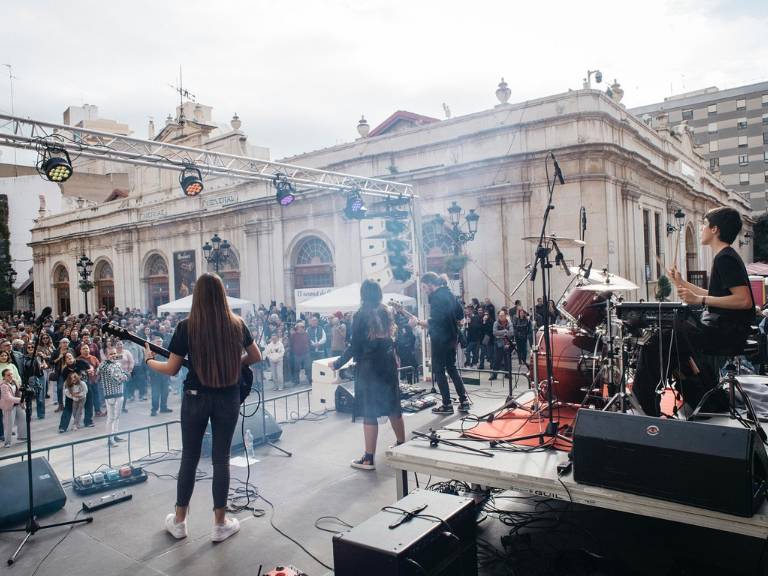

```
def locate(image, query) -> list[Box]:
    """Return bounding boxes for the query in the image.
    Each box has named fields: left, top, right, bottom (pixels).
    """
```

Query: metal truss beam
left=0, top=113, right=412, bottom=197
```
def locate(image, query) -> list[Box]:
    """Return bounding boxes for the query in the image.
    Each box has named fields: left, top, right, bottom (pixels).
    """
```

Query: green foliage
left=444, top=254, right=469, bottom=274
left=655, top=275, right=672, bottom=302
left=79, top=279, right=94, bottom=293
left=754, top=215, right=768, bottom=262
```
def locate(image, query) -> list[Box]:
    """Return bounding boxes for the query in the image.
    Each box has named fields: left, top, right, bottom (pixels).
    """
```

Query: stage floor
left=1, top=373, right=766, bottom=575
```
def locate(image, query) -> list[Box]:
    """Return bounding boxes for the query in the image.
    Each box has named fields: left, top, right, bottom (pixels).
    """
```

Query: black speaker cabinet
left=335, top=381, right=355, bottom=414
left=333, top=490, right=477, bottom=576
left=202, top=404, right=282, bottom=457
left=0, top=458, right=67, bottom=527
left=573, top=409, right=768, bottom=517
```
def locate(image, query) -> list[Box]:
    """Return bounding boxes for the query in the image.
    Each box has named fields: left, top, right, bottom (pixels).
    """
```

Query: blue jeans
left=35, top=376, right=46, bottom=418
left=465, top=341, right=480, bottom=365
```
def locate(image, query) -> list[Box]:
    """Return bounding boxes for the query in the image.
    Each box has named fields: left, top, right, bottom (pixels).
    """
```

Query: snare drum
left=560, top=287, right=610, bottom=333
left=532, top=325, right=600, bottom=403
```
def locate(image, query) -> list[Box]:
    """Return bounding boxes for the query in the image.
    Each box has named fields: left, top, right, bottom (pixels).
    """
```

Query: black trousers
left=176, top=386, right=240, bottom=510
left=432, top=339, right=468, bottom=407
left=633, top=316, right=736, bottom=417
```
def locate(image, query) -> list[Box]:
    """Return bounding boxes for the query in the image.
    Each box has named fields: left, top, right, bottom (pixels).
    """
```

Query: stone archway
left=292, top=236, right=334, bottom=289
left=95, top=260, right=115, bottom=311
left=144, top=253, right=170, bottom=312
left=52, top=264, right=71, bottom=315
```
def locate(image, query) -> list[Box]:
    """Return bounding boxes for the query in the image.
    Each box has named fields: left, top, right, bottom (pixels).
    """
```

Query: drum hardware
left=601, top=289, right=643, bottom=414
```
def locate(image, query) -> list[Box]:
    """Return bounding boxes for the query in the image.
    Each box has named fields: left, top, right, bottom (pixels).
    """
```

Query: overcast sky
left=1, top=0, right=767, bottom=160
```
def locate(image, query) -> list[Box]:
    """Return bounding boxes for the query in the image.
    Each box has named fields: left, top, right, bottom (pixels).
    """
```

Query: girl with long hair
left=144, top=273, right=261, bottom=542
left=332, top=279, right=405, bottom=470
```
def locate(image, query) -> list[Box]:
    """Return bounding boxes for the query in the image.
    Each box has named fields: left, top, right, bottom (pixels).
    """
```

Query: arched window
left=95, top=261, right=115, bottom=311
left=207, top=249, right=241, bottom=298
left=293, top=237, right=334, bottom=289
left=52, top=264, right=71, bottom=315
left=422, top=220, right=453, bottom=273
left=145, top=253, right=170, bottom=312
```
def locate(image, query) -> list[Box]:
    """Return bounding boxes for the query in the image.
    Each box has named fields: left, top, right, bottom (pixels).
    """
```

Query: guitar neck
left=103, top=325, right=190, bottom=368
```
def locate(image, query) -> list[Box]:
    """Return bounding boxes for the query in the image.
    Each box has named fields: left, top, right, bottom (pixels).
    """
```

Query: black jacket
left=428, top=286, right=459, bottom=346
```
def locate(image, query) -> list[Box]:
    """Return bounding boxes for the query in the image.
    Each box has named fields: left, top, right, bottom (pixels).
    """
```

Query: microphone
left=554, top=248, right=571, bottom=276
left=580, top=206, right=587, bottom=232
left=35, top=306, right=52, bottom=327
left=551, top=152, right=565, bottom=185
left=581, top=258, right=593, bottom=279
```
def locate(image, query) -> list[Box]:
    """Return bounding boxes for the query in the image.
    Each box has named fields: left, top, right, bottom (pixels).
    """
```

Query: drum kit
left=520, top=235, right=646, bottom=412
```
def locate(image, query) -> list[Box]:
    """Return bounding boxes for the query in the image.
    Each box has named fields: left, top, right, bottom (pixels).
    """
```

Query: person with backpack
left=414, top=272, right=470, bottom=415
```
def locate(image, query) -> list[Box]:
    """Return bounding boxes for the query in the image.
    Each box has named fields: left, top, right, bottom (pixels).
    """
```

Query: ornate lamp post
left=202, top=233, right=231, bottom=274
left=4, top=265, right=17, bottom=312
left=666, top=208, right=686, bottom=235
left=76, top=254, right=94, bottom=314
left=436, top=201, right=480, bottom=297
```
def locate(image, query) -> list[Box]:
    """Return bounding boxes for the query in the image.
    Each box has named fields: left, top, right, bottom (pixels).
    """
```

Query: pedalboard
left=73, top=465, right=147, bottom=495
left=264, top=566, right=307, bottom=576
left=82, top=490, right=132, bottom=512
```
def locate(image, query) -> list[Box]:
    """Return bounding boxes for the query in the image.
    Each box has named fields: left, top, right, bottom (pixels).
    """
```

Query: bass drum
left=559, top=287, right=610, bottom=333
left=532, top=326, right=598, bottom=403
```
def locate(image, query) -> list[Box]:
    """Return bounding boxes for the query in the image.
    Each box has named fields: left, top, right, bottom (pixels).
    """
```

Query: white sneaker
left=165, top=513, right=188, bottom=539
left=211, top=517, right=240, bottom=542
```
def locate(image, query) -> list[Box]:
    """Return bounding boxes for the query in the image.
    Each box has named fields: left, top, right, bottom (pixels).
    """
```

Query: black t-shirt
left=705, top=246, right=754, bottom=329
left=168, top=319, right=253, bottom=390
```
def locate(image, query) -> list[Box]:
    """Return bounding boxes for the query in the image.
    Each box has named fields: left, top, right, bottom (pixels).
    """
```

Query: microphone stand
left=506, top=154, right=572, bottom=447
left=1, top=314, right=93, bottom=566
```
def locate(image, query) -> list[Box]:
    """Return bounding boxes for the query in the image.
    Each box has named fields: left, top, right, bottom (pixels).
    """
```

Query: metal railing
left=0, top=420, right=180, bottom=481
left=258, top=386, right=313, bottom=423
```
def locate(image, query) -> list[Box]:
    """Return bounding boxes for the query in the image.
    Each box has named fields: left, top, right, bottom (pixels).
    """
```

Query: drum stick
left=672, top=227, right=681, bottom=271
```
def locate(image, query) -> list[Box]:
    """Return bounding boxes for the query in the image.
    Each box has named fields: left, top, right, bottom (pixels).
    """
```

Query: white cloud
left=1, top=0, right=766, bottom=159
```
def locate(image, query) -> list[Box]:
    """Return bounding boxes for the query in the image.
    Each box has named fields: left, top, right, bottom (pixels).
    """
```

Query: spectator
left=264, top=333, right=285, bottom=391
left=290, top=322, right=311, bottom=386
left=97, top=346, right=128, bottom=447
left=512, top=308, right=533, bottom=368
left=0, top=368, right=22, bottom=447
left=63, top=372, right=88, bottom=431
left=330, top=315, right=347, bottom=357
left=490, top=310, right=513, bottom=381
left=149, top=336, right=172, bottom=416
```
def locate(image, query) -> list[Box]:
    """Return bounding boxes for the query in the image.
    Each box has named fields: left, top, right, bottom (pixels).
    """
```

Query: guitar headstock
left=388, top=299, right=405, bottom=313
left=101, top=321, right=128, bottom=339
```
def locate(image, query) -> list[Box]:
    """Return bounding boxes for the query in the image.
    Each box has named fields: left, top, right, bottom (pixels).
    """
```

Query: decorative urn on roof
left=357, top=115, right=370, bottom=138
left=496, top=78, right=511, bottom=105
left=231, top=113, right=242, bottom=130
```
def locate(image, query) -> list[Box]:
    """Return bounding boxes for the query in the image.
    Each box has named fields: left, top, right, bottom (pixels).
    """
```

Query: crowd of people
left=0, top=289, right=557, bottom=450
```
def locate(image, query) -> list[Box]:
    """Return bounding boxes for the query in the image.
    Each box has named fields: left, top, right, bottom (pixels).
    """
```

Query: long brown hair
left=188, top=273, right=243, bottom=388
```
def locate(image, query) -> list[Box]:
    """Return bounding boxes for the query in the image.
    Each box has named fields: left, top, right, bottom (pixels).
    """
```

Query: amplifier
left=573, top=409, right=768, bottom=517
left=0, top=458, right=66, bottom=527
left=333, top=490, right=477, bottom=576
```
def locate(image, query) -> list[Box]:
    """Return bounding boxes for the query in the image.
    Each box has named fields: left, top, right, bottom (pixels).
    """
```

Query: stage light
left=179, top=165, right=204, bottom=197
left=344, top=189, right=367, bottom=219
left=40, top=147, right=73, bottom=183
left=274, top=174, right=296, bottom=206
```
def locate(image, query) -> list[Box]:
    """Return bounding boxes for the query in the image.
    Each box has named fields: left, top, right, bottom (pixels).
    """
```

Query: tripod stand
left=505, top=154, right=575, bottom=447
left=1, top=311, right=93, bottom=566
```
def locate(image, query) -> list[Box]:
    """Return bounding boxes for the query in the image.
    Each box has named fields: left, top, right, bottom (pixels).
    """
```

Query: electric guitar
left=101, top=322, right=254, bottom=403
left=388, top=300, right=423, bottom=325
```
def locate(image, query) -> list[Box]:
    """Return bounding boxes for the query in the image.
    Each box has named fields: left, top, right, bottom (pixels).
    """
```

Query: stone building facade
left=29, top=87, right=751, bottom=315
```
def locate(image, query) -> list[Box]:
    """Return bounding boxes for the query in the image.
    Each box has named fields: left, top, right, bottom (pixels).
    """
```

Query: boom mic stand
left=1, top=308, right=93, bottom=566
left=505, top=154, right=572, bottom=447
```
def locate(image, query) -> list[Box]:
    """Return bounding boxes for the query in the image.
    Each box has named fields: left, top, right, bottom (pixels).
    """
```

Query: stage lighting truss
left=37, top=146, right=73, bottom=183
left=179, top=164, right=204, bottom=197
left=274, top=173, right=296, bottom=206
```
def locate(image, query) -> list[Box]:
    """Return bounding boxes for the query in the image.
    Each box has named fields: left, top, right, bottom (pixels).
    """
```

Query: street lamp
left=4, top=265, right=17, bottom=312
left=666, top=208, right=686, bottom=235
left=76, top=254, right=94, bottom=315
left=203, top=233, right=231, bottom=274
left=437, top=202, right=481, bottom=298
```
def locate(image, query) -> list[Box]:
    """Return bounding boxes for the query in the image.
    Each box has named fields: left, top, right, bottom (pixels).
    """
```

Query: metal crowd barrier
left=0, top=420, right=181, bottom=481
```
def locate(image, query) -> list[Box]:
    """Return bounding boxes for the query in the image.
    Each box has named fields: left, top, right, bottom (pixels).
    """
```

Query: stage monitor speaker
left=335, top=381, right=355, bottom=414
left=202, top=404, right=282, bottom=457
left=333, top=490, right=477, bottom=576
left=0, top=457, right=67, bottom=527
left=573, top=409, right=768, bottom=517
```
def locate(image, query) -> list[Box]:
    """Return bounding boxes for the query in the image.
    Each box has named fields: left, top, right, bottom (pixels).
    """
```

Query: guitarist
left=143, top=273, right=261, bottom=543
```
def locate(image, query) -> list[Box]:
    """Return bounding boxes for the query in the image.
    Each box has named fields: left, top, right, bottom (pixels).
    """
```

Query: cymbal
left=569, top=266, right=609, bottom=283
left=521, top=234, right=585, bottom=248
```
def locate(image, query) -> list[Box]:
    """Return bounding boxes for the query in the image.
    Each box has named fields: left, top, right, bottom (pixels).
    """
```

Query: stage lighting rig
left=344, top=188, right=367, bottom=219
left=274, top=173, right=296, bottom=206
left=38, top=146, right=73, bottom=183
left=179, top=165, right=204, bottom=197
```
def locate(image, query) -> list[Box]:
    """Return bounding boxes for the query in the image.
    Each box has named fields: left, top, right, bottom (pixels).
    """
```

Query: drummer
left=633, top=207, right=754, bottom=416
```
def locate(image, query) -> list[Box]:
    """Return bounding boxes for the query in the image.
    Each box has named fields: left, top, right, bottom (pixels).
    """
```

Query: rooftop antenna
left=169, top=65, right=196, bottom=126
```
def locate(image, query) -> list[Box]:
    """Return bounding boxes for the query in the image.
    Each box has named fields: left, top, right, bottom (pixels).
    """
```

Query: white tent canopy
left=157, top=295, right=253, bottom=314
left=296, top=283, right=416, bottom=314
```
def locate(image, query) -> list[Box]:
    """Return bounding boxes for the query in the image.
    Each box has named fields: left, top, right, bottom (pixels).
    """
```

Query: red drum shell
left=560, top=287, right=609, bottom=332
left=532, top=326, right=597, bottom=403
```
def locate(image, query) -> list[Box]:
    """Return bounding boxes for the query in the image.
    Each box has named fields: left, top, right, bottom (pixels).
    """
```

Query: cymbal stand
left=602, top=299, right=641, bottom=413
